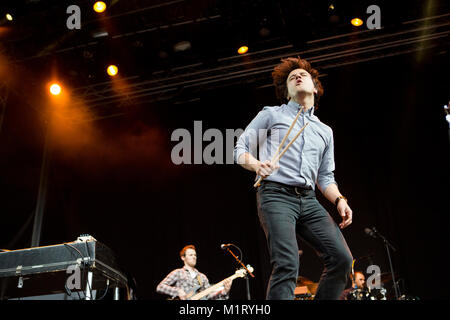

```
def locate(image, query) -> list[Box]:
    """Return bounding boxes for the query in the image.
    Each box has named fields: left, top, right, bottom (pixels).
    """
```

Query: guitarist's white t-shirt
left=188, top=269, right=197, bottom=279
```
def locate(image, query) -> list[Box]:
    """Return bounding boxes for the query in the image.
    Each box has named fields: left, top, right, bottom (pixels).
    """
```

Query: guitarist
left=156, top=245, right=233, bottom=300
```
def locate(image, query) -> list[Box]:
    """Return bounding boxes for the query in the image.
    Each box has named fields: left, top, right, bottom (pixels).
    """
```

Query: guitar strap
left=197, top=274, right=203, bottom=287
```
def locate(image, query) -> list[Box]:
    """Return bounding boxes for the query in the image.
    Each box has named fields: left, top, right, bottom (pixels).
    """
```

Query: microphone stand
left=223, top=244, right=254, bottom=300
left=372, top=228, right=400, bottom=300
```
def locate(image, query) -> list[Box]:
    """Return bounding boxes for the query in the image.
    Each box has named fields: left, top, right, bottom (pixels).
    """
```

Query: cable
left=96, top=279, right=110, bottom=300
left=64, top=243, right=84, bottom=259
left=229, top=244, right=244, bottom=262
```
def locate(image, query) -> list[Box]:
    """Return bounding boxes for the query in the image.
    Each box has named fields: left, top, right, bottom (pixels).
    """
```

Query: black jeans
left=257, top=181, right=353, bottom=300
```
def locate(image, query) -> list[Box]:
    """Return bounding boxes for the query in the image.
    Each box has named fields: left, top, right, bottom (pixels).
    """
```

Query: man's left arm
left=215, top=278, right=232, bottom=300
left=321, top=183, right=352, bottom=229
left=203, top=274, right=232, bottom=300
left=316, top=130, right=353, bottom=229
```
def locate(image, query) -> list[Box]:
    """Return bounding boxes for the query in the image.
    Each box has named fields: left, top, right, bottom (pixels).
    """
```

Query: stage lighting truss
left=66, top=13, right=450, bottom=122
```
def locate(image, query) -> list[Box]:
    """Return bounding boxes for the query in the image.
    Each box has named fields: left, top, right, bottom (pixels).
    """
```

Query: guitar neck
left=190, top=274, right=239, bottom=300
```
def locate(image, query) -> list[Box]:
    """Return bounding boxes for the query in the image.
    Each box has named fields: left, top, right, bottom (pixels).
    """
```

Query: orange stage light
left=351, top=18, right=363, bottom=27
left=49, top=83, right=61, bottom=95
left=107, top=65, right=118, bottom=76
left=237, top=46, right=249, bottom=55
left=93, top=1, right=107, bottom=13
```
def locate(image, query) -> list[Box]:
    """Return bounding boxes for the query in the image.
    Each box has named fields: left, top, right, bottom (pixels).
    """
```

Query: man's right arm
left=237, top=153, right=279, bottom=178
left=237, top=152, right=259, bottom=172
left=234, top=108, right=279, bottom=178
left=156, top=269, right=185, bottom=298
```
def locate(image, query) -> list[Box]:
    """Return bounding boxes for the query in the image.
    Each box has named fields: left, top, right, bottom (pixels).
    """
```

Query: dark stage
left=0, top=0, right=449, bottom=301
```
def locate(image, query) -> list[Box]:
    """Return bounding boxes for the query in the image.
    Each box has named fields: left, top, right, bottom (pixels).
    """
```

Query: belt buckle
left=294, top=187, right=301, bottom=195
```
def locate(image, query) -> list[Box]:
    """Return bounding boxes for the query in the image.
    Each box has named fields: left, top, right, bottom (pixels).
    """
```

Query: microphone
left=221, top=244, right=232, bottom=250
left=364, top=227, right=377, bottom=239
left=365, top=227, right=396, bottom=252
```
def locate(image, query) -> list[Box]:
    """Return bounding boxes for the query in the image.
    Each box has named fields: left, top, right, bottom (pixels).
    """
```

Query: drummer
left=340, top=271, right=366, bottom=300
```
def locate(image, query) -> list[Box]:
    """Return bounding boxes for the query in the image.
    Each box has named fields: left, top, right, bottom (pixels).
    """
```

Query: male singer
left=234, top=57, right=353, bottom=300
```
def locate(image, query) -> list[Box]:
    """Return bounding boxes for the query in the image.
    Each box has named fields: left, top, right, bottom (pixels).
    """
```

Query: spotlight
left=173, top=41, right=191, bottom=52
left=158, top=50, right=169, bottom=59
left=107, top=65, right=118, bottom=77
left=351, top=18, right=363, bottom=27
left=5, top=14, right=13, bottom=21
left=237, top=46, right=249, bottom=55
left=259, top=27, right=271, bottom=37
left=49, top=84, right=61, bottom=96
left=92, top=30, right=109, bottom=38
left=258, top=17, right=271, bottom=37
left=328, top=3, right=339, bottom=23
left=93, top=1, right=107, bottom=13
left=329, top=14, right=340, bottom=24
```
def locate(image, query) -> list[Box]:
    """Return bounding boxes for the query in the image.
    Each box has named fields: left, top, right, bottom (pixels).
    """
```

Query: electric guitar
left=185, top=266, right=254, bottom=300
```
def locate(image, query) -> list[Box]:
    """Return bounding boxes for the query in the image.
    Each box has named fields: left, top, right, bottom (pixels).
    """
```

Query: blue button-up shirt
left=234, top=100, right=336, bottom=191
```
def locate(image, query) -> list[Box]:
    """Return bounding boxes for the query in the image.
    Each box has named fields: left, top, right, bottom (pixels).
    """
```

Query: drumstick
left=253, top=121, right=309, bottom=188
left=273, top=108, right=303, bottom=161
left=273, top=122, right=309, bottom=164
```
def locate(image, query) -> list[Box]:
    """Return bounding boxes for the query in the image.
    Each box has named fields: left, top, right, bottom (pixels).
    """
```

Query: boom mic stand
left=367, top=227, right=400, bottom=299
left=222, top=244, right=254, bottom=300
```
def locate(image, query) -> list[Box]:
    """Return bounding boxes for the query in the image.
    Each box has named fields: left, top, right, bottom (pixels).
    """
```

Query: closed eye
left=289, top=73, right=309, bottom=80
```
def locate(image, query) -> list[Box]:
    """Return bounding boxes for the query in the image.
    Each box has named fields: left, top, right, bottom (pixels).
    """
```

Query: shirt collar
left=183, top=266, right=198, bottom=274
left=287, top=100, right=315, bottom=117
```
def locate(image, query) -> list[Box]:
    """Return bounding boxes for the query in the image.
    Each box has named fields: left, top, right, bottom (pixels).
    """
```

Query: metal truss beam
left=65, top=13, right=450, bottom=122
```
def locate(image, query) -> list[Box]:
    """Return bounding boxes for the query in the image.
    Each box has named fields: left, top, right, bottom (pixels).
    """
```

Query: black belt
left=261, top=180, right=313, bottom=195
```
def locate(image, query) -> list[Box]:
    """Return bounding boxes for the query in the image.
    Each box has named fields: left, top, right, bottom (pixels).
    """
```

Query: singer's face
left=286, top=68, right=317, bottom=100
left=182, top=248, right=197, bottom=268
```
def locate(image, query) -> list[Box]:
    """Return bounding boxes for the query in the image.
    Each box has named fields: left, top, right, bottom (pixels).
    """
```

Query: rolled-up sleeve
left=316, top=129, right=337, bottom=192
left=233, top=108, right=271, bottom=164
left=156, top=270, right=181, bottom=298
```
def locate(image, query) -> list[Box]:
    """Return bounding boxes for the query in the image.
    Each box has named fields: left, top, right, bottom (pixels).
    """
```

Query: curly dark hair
left=272, top=57, right=324, bottom=109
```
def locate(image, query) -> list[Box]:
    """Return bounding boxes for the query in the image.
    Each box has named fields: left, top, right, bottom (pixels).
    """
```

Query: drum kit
left=345, top=278, right=390, bottom=301
left=294, top=276, right=317, bottom=300
left=295, top=228, right=418, bottom=300
left=294, top=252, right=413, bottom=300
left=294, top=272, right=393, bottom=300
